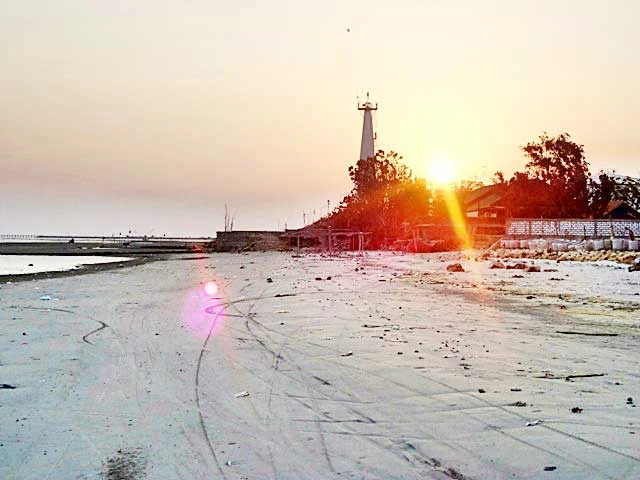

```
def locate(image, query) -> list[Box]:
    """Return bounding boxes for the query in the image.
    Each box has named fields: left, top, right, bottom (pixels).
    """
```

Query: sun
left=428, top=157, right=457, bottom=185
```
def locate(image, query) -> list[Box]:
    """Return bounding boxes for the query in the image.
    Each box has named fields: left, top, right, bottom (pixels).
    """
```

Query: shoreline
left=0, top=254, right=164, bottom=284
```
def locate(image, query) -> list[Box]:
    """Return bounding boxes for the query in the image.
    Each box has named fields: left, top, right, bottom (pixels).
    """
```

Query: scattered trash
left=526, top=419, right=543, bottom=427
left=266, top=278, right=273, bottom=283
left=543, top=466, right=557, bottom=471
left=315, top=277, right=323, bottom=281
left=1, top=384, right=16, bottom=389
left=326, top=276, right=332, bottom=280
left=274, top=310, right=289, bottom=314
left=571, top=407, right=583, bottom=413
left=627, top=397, right=634, bottom=405
left=225, top=460, right=232, bottom=466
left=38, top=295, right=52, bottom=301
left=478, top=388, right=486, bottom=393
left=340, top=351, right=353, bottom=357
left=509, top=401, right=527, bottom=407
left=234, top=391, right=250, bottom=398
left=446, top=263, right=465, bottom=272
left=391, top=325, right=400, bottom=330
left=526, top=295, right=535, bottom=299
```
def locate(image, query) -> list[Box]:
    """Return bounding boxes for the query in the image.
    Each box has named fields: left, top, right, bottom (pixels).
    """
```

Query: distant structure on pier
left=358, top=92, right=377, bottom=160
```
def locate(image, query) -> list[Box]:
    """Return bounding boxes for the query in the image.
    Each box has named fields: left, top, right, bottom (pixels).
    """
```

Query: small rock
left=543, top=466, right=557, bottom=471
left=326, top=276, right=332, bottom=280
left=510, top=401, right=527, bottom=407
left=571, top=407, right=583, bottom=413
left=340, top=351, right=353, bottom=357
left=446, top=263, right=465, bottom=272
left=490, top=261, right=505, bottom=269
left=266, top=278, right=273, bottom=283
left=526, top=265, right=541, bottom=272
left=627, top=397, right=634, bottom=405
left=478, top=388, right=486, bottom=393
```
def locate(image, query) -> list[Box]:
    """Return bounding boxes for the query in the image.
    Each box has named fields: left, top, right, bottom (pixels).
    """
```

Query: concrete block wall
left=506, top=219, right=640, bottom=238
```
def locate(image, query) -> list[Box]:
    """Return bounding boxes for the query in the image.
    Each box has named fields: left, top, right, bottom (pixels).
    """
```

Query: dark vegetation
left=320, top=132, right=639, bottom=246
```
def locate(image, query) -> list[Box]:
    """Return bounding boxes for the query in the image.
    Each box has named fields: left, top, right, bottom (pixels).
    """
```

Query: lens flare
left=204, top=281, right=218, bottom=296
left=182, top=281, right=225, bottom=338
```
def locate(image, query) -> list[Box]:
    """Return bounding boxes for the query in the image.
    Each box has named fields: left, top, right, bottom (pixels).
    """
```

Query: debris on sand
left=571, top=407, right=583, bottom=413
left=266, top=278, right=273, bottom=283
left=234, top=391, right=250, bottom=398
left=101, top=447, right=146, bottom=480
left=38, top=295, right=52, bottom=301
left=509, top=401, right=527, bottom=407
left=490, top=261, right=505, bottom=269
left=543, top=466, right=557, bottom=471
left=526, top=265, right=541, bottom=272
left=340, top=351, right=353, bottom=357
left=1, top=384, right=17, bottom=389
left=446, top=263, right=465, bottom=272
left=506, top=263, right=527, bottom=270
left=556, top=331, right=618, bottom=337
left=526, top=419, right=543, bottom=427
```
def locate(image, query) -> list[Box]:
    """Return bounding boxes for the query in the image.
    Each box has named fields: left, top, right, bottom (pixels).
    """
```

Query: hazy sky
left=2, top=1, right=639, bottom=235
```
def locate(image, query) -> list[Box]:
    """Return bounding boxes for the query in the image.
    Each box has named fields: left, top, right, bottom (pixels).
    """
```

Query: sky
left=1, top=0, right=639, bottom=236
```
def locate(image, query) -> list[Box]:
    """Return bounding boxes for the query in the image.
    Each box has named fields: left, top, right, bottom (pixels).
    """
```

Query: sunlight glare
left=428, top=157, right=456, bottom=185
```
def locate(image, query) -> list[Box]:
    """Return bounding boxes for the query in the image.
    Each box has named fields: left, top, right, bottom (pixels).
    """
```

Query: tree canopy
left=326, top=150, right=430, bottom=246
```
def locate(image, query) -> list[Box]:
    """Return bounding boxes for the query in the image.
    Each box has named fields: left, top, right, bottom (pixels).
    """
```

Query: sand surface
left=1, top=252, right=638, bottom=479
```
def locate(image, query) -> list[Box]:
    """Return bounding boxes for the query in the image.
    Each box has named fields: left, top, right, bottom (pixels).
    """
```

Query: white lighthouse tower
left=358, top=92, right=377, bottom=160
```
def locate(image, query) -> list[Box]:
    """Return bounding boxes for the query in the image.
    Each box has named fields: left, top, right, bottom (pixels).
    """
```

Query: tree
left=327, top=150, right=430, bottom=246
left=589, top=171, right=640, bottom=217
left=347, top=150, right=411, bottom=200
left=504, top=132, right=590, bottom=218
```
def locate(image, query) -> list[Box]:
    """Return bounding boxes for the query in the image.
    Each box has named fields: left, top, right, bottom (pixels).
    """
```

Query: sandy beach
left=1, top=252, right=638, bottom=479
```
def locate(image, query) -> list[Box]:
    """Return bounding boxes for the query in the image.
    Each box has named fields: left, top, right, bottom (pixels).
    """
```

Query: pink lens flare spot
left=204, top=281, right=218, bottom=296
left=182, top=286, right=225, bottom=338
